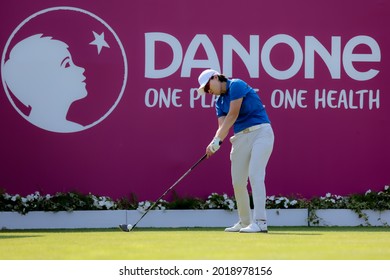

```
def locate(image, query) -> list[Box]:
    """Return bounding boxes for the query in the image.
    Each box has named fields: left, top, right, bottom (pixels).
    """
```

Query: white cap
left=197, top=69, right=220, bottom=95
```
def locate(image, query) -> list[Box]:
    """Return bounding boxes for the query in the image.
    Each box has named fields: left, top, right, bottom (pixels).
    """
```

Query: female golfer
left=197, top=69, right=274, bottom=233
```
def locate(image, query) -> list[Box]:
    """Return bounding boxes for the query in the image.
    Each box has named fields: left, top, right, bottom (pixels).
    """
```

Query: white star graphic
left=89, top=31, right=110, bottom=54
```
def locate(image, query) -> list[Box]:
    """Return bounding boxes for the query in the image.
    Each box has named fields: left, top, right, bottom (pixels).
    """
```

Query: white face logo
left=1, top=7, right=128, bottom=133
left=3, top=34, right=88, bottom=132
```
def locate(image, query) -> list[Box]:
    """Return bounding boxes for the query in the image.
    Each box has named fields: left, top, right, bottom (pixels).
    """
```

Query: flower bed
left=0, top=190, right=307, bottom=214
left=1, top=186, right=389, bottom=214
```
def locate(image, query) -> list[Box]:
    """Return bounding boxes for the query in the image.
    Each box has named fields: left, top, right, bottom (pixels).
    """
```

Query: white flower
left=384, top=185, right=389, bottom=191
left=104, top=200, right=114, bottom=209
left=208, top=193, right=217, bottom=199
left=365, top=189, right=372, bottom=195
left=137, top=200, right=152, bottom=212
left=290, top=200, right=298, bottom=206
left=326, top=193, right=331, bottom=198
left=226, top=199, right=235, bottom=210
left=33, top=191, right=40, bottom=199
left=92, top=196, right=100, bottom=207
left=11, top=194, right=20, bottom=202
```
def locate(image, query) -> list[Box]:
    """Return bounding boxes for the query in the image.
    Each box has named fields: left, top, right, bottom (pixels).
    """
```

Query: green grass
left=0, top=227, right=389, bottom=260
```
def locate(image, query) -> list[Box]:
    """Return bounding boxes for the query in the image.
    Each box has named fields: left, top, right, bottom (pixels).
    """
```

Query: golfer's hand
left=206, top=145, right=215, bottom=158
left=206, top=137, right=222, bottom=158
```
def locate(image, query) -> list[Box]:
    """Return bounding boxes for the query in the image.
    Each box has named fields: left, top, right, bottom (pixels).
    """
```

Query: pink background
left=0, top=0, right=389, bottom=201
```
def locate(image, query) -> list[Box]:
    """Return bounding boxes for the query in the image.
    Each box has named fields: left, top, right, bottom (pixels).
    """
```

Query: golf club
left=119, top=153, right=207, bottom=232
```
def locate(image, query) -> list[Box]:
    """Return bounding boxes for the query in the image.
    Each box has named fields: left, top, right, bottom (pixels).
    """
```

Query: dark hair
left=217, top=74, right=228, bottom=82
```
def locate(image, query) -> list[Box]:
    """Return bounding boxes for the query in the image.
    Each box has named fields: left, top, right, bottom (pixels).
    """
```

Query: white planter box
left=1, top=209, right=388, bottom=229
left=0, top=209, right=308, bottom=229
left=310, top=209, right=390, bottom=226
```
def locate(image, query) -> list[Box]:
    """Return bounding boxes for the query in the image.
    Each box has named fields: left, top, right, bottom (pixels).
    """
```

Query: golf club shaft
left=130, top=154, right=207, bottom=231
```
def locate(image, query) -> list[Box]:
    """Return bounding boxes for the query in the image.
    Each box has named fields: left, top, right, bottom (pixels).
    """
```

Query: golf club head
left=118, top=224, right=132, bottom=232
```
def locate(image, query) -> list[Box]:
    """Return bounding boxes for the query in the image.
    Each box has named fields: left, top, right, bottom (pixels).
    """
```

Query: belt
left=235, top=124, right=269, bottom=135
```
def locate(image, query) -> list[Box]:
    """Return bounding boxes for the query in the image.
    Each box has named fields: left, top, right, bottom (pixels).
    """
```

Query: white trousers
left=229, top=123, right=274, bottom=225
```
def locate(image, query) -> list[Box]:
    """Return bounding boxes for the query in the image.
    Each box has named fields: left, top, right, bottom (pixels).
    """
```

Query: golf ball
left=127, top=224, right=133, bottom=230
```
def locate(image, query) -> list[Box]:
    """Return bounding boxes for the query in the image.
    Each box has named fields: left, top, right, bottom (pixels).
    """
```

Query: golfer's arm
left=215, top=98, right=242, bottom=141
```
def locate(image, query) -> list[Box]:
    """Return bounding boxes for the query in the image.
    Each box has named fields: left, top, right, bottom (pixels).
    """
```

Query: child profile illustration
left=3, top=34, right=88, bottom=132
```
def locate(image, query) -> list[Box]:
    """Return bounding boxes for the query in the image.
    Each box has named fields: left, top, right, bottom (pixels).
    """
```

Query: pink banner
left=1, top=0, right=389, bottom=200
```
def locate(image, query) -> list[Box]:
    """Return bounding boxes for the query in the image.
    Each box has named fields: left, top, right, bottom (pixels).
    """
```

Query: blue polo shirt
left=215, top=79, right=270, bottom=134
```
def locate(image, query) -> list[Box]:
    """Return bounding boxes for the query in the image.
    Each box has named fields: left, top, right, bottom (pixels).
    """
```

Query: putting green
left=0, top=227, right=389, bottom=260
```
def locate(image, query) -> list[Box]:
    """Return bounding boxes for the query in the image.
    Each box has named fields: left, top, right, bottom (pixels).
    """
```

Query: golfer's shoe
left=118, top=224, right=130, bottom=232
left=239, top=220, right=268, bottom=233
left=224, top=222, right=247, bottom=232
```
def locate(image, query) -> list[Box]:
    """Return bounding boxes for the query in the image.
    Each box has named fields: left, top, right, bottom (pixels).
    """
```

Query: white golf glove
left=208, top=137, right=222, bottom=153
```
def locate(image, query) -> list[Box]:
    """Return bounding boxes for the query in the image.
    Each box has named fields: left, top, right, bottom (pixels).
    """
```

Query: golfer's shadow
left=268, top=232, right=322, bottom=236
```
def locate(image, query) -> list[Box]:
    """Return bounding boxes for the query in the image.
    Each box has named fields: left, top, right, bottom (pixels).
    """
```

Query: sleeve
left=230, top=79, right=250, bottom=100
